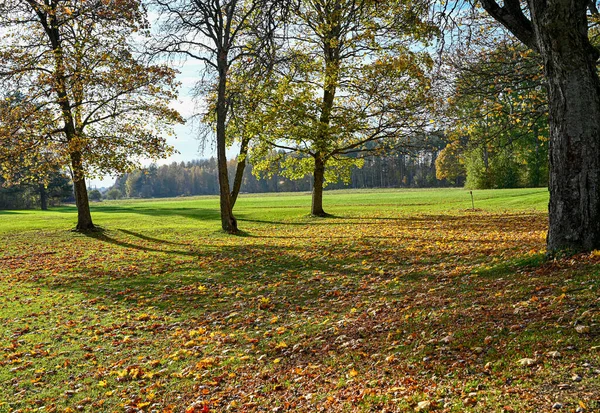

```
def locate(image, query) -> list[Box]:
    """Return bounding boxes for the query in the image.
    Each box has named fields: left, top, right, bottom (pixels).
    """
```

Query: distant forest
left=2, top=138, right=549, bottom=208
left=1, top=150, right=447, bottom=209
left=0, top=172, right=73, bottom=210
left=112, top=150, right=450, bottom=199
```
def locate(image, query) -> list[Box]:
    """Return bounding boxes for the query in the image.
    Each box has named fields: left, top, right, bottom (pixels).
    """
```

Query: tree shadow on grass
left=119, top=229, right=191, bottom=246
left=45, top=241, right=379, bottom=315
left=38, top=210, right=550, bottom=321
left=0, top=210, right=23, bottom=215
left=83, top=228, right=198, bottom=257
left=52, top=204, right=224, bottom=222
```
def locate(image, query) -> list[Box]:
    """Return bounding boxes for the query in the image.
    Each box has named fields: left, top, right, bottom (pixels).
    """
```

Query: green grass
left=0, top=187, right=548, bottom=234
left=0, top=187, right=598, bottom=412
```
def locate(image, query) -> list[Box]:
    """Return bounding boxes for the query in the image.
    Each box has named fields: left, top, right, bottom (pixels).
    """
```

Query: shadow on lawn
left=53, top=204, right=225, bottom=222
left=49, top=239, right=378, bottom=314
left=0, top=210, right=23, bottom=215
left=119, top=229, right=191, bottom=246
left=83, top=228, right=197, bottom=257
left=49, top=201, right=548, bottom=237
left=41, top=210, right=549, bottom=321
left=41, top=231, right=565, bottom=381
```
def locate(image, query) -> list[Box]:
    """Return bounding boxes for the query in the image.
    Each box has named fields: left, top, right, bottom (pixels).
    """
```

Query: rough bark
left=216, top=55, right=238, bottom=234
left=71, top=151, right=95, bottom=231
left=480, top=0, right=600, bottom=253
left=311, top=155, right=326, bottom=216
left=39, top=184, right=48, bottom=211
left=531, top=0, right=600, bottom=252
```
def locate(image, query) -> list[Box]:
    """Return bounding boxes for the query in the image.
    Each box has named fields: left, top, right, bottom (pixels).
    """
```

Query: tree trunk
left=479, top=0, right=600, bottom=253
left=39, top=184, right=48, bottom=211
left=230, top=137, right=250, bottom=209
left=216, top=55, right=238, bottom=234
left=309, top=14, right=341, bottom=217
left=44, top=15, right=94, bottom=230
left=311, top=155, right=326, bottom=216
left=70, top=151, right=95, bottom=231
left=532, top=0, right=600, bottom=252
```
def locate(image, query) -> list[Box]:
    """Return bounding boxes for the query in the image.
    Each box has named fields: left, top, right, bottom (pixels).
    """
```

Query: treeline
left=0, top=172, right=73, bottom=210
left=111, top=149, right=452, bottom=199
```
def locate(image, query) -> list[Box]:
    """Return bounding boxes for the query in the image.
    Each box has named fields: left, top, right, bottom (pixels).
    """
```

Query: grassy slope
left=0, top=188, right=598, bottom=413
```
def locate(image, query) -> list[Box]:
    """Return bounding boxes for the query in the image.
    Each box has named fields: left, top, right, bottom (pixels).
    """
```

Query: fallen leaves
left=517, top=358, right=537, bottom=367
left=0, top=205, right=599, bottom=412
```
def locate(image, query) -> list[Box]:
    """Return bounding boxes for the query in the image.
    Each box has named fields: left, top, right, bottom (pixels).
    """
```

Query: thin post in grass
left=470, top=190, right=475, bottom=210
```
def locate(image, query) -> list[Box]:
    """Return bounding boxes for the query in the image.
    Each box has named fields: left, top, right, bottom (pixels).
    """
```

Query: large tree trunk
left=311, top=155, right=326, bottom=216
left=532, top=0, right=600, bottom=252
left=479, top=0, right=600, bottom=253
left=39, top=183, right=48, bottom=211
left=70, top=151, right=95, bottom=231
left=216, top=56, right=238, bottom=234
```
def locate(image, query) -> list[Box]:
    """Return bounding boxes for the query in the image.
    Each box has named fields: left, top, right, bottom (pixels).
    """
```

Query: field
left=0, top=188, right=599, bottom=412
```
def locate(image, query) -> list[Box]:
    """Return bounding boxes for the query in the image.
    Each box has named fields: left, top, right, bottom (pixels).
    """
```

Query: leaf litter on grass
left=0, top=207, right=599, bottom=412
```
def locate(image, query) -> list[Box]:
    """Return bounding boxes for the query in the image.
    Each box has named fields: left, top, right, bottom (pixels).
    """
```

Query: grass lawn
left=0, top=187, right=598, bottom=412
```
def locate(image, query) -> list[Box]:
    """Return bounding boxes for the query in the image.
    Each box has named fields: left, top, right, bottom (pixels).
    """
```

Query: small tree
left=153, top=0, right=289, bottom=233
left=435, top=142, right=465, bottom=185
left=88, top=189, right=102, bottom=202
left=106, top=188, right=123, bottom=200
left=238, top=0, right=436, bottom=216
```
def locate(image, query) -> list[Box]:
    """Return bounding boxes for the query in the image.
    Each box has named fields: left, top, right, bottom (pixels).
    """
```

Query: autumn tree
left=241, top=0, right=436, bottom=216
left=0, top=0, right=182, bottom=230
left=200, top=63, right=279, bottom=208
left=440, top=34, right=548, bottom=189
left=435, top=141, right=465, bottom=185
left=153, top=0, right=289, bottom=234
left=473, top=0, right=600, bottom=252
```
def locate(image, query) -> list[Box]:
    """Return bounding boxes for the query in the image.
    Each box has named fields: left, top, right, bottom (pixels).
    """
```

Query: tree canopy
left=234, top=0, right=438, bottom=216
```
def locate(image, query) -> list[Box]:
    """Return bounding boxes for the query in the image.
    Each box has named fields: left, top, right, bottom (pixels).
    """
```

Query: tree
left=435, top=142, right=465, bottom=185
left=105, top=188, right=123, bottom=200
left=475, top=0, right=600, bottom=252
left=439, top=27, right=548, bottom=189
left=243, top=0, right=436, bottom=216
left=0, top=0, right=182, bottom=230
left=88, top=189, right=102, bottom=202
left=153, top=0, right=289, bottom=234
left=0, top=167, right=72, bottom=210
